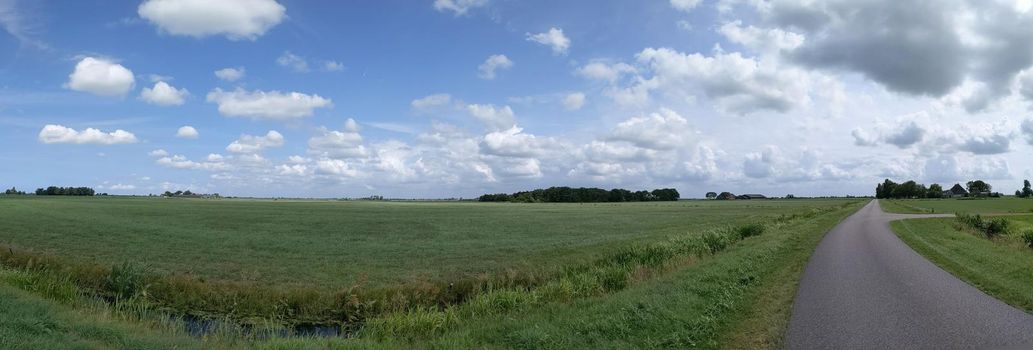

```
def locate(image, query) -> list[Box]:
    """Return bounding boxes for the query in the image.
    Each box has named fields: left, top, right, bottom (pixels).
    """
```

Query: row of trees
left=34, top=186, right=95, bottom=196
left=876, top=179, right=997, bottom=199
left=3, top=187, right=26, bottom=195
left=162, top=190, right=220, bottom=198
left=479, top=187, right=680, bottom=203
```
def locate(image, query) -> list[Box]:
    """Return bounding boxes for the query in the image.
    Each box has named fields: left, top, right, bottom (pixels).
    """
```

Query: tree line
left=875, top=179, right=1000, bottom=199
left=4, top=187, right=26, bottom=195
left=34, top=186, right=95, bottom=196
left=479, top=187, right=680, bottom=203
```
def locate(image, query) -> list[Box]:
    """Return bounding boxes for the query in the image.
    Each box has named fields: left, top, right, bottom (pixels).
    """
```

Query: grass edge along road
left=0, top=200, right=863, bottom=349
left=892, top=217, right=1033, bottom=314
left=881, top=198, right=1033, bottom=214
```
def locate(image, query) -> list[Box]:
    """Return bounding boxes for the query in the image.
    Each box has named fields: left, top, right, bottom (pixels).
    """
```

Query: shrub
left=1022, top=230, right=1033, bottom=249
left=735, top=223, right=765, bottom=239
left=105, top=262, right=150, bottom=301
left=984, top=218, right=1010, bottom=238
left=701, top=231, right=729, bottom=255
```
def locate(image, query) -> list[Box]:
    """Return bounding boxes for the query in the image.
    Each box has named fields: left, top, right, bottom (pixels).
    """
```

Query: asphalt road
left=785, top=200, right=1033, bottom=349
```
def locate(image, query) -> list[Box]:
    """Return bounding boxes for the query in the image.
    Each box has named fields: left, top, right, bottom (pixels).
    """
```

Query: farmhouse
left=943, top=184, right=968, bottom=198
left=736, top=194, right=767, bottom=200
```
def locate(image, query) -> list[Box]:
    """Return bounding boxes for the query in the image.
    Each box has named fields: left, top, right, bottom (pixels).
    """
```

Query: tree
left=967, top=180, right=991, bottom=196
left=927, top=184, right=943, bottom=198
left=705, top=192, right=717, bottom=199
left=1019, top=180, right=1033, bottom=198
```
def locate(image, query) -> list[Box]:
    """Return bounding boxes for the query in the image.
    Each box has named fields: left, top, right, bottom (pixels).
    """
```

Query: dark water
left=180, top=315, right=343, bottom=339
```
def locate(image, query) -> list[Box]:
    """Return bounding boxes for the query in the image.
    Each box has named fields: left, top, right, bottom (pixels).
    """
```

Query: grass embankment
left=881, top=198, right=1033, bottom=214
left=0, top=199, right=864, bottom=348
left=893, top=215, right=1033, bottom=313
left=349, top=200, right=865, bottom=348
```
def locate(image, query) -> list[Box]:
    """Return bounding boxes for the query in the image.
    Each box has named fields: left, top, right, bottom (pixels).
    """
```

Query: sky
left=2, top=0, right=1033, bottom=198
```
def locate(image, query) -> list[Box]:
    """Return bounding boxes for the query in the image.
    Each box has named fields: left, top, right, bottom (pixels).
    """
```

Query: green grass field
left=0, top=196, right=864, bottom=349
left=0, top=196, right=841, bottom=289
left=881, top=197, right=1033, bottom=214
left=893, top=216, right=1033, bottom=314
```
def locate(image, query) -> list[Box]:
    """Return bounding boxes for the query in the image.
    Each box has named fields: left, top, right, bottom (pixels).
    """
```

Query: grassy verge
left=892, top=217, right=1033, bottom=312
left=881, top=198, right=1033, bottom=214
left=347, top=200, right=864, bottom=348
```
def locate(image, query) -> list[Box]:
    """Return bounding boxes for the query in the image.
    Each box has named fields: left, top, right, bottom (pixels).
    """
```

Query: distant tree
left=786, top=194, right=796, bottom=199
left=927, top=184, right=943, bottom=198
left=705, top=192, right=717, bottom=199
left=163, top=191, right=173, bottom=197
left=182, top=190, right=193, bottom=196
left=967, top=180, right=991, bottom=196
left=717, top=192, right=736, bottom=200
left=3, top=187, right=25, bottom=195
left=1019, top=180, right=1033, bottom=198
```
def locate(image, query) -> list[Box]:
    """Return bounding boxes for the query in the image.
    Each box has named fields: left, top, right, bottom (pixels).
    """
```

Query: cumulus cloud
left=323, top=60, right=344, bottom=72
left=411, top=93, right=452, bottom=112
left=882, top=121, right=926, bottom=148
left=527, top=27, right=570, bottom=55
left=140, top=81, right=188, bottom=106
left=607, top=108, right=695, bottom=150
left=958, top=134, right=1011, bottom=155
left=176, top=125, right=199, bottom=139
left=38, top=124, right=138, bottom=145
left=563, top=92, right=586, bottom=111
left=1023, top=119, right=1033, bottom=145
left=226, top=130, right=284, bottom=153
left=206, top=88, right=332, bottom=120
left=276, top=51, right=309, bottom=72
left=477, top=54, right=513, bottom=80
left=742, top=146, right=850, bottom=182
left=670, top=0, right=702, bottom=12
left=65, top=57, right=135, bottom=97
left=466, top=104, right=516, bottom=131
left=743, top=0, right=1033, bottom=108
left=851, top=128, right=879, bottom=147
left=149, top=149, right=169, bottom=157
left=433, top=0, right=487, bottom=16
left=137, top=0, right=286, bottom=40
left=479, top=126, right=559, bottom=158
left=214, top=67, right=245, bottom=81
left=308, top=119, right=367, bottom=159
left=577, top=61, right=637, bottom=83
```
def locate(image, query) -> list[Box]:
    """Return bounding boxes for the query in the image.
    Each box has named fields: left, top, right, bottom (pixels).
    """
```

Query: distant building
left=944, top=184, right=968, bottom=198
left=736, top=194, right=767, bottom=200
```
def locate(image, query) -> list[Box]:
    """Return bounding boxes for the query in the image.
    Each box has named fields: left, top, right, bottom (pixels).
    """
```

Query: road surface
left=785, top=200, right=1033, bottom=349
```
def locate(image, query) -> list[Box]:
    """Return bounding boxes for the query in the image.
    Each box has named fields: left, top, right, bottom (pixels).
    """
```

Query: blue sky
left=3, top=0, right=1033, bottom=198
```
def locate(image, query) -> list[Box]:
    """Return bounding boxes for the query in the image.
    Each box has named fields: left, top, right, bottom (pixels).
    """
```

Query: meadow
left=881, top=197, right=1033, bottom=214
left=891, top=198, right=1033, bottom=317
left=0, top=196, right=864, bottom=348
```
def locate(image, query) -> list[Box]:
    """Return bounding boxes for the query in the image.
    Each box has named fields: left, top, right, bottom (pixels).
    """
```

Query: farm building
left=943, top=184, right=968, bottom=198
left=736, top=194, right=767, bottom=200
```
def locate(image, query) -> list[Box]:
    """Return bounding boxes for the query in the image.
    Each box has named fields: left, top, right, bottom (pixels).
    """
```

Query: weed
left=1022, top=230, right=1033, bottom=249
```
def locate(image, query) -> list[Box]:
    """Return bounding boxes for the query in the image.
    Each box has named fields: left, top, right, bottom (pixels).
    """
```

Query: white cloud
left=276, top=51, right=309, bottom=72
left=477, top=54, right=513, bottom=80
left=38, top=124, right=138, bottom=145
left=323, top=60, right=344, bottom=72
left=206, top=88, right=332, bottom=120
left=0, top=0, right=46, bottom=48
left=140, top=81, right=188, bottom=106
left=214, top=67, right=245, bottom=81
left=433, top=0, right=487, bottom=16
left=527, top=27, right=570, bottom=55
left=480, top=126, right=555, bottom=158
left=65, top=57, right=135, bottom=97
left=156, top=154, right=227, bottom=170
left=308, top=119, right=367, bottom=159
left=670, top=0, right=702, bottom=12
left=149, top=149, right=169, bottom=157
left=577, top=61, right=636, bottom=83
left=607, top=108, right=695, bottom=150
left=851, top=128, right=878, bottom=147
left=563, top=92, right=586, bottom=111
left=226, top=130, right=284, bottom=153
left=137, top=0, right=286, bottom=40
left=466, top=104, right=516, bottom=130
left=411, top=93, right=452, bottom=112
left=176, top=125, right=199, bottom=139
left=1023, top=119, right=1033, bottom=145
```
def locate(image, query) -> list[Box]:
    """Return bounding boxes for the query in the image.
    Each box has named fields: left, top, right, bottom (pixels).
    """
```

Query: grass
left=893, top=216, right=1033, bottom=313
left=0, top=196, right=844, bottom=289
left=881, top=197, right=1033, bottom=214
left=0, top=196, right=864, bottom=348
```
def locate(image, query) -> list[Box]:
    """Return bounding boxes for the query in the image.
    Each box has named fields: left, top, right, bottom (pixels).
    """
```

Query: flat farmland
left=881, top=198, right=1033, bottom=214
left=0, top=196, right=849, bottom=289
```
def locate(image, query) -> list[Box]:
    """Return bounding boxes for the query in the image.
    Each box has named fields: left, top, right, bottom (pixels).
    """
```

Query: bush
left=955, top=213, right=1010, bottom=238
left=735, top=224, right=765, bottom=239
left=701, top=231, right=729, bottom=255
left=1022, top=230, right=1033, bottom=249
left=985, top=218, right=1010, bottom=238
left=105, top=262, right=150, bottom=301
